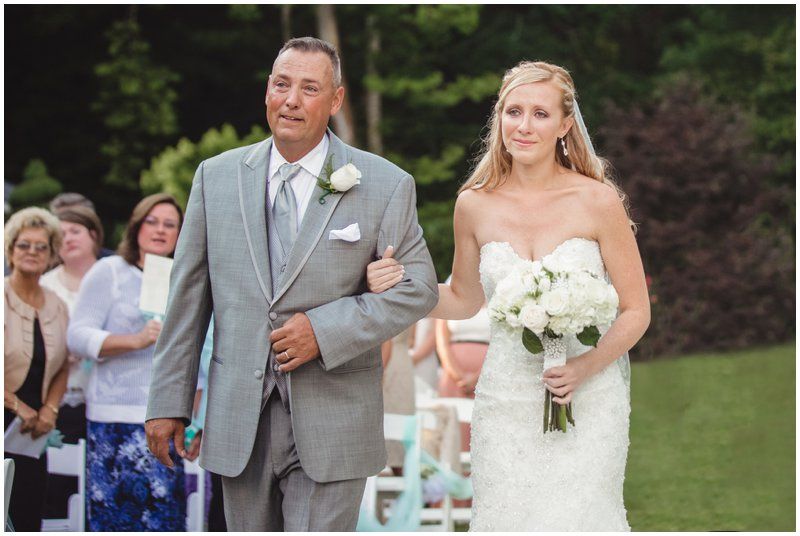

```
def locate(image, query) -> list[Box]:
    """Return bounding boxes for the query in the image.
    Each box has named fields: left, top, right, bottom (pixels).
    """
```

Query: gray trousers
left=221, top=392, right=367, bottom=531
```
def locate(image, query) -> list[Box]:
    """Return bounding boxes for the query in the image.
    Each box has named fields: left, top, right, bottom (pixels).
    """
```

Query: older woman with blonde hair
left=4, top=207, right=70, bottom=531
left=368, top=61, right=650, bottom=530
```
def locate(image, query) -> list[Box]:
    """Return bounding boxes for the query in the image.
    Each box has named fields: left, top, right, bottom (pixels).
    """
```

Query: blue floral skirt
left=86, top=420, right=186, bottom=531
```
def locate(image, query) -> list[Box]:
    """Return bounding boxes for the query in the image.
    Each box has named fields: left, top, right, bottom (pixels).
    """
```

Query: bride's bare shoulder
left=455, top=186, right=491, bottom=216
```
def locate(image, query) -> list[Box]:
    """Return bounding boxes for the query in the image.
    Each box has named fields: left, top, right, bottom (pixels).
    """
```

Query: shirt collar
left=269, top=134, right=329, bottom=181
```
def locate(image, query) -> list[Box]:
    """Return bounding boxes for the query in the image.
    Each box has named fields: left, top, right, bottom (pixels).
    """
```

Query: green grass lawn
left=626, top=342, right=796, bottom=531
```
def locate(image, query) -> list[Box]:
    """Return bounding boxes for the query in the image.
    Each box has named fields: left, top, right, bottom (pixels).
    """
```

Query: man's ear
left=264, top=76, right=272, bottom=106
left=330, top=85, right=345, bottom=115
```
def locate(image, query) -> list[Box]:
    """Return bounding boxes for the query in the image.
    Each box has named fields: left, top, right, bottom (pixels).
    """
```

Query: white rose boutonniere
left=317, top=155, right=361, bottom=204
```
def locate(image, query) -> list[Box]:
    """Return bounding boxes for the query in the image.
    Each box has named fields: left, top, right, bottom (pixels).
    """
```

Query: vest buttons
left=254, top=369, right=263, bottom=379
left=269, top=312, right=278, bottom=321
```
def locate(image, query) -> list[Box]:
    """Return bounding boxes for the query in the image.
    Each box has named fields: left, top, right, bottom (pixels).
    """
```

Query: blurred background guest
left=435, top=295, right=490, bottom=452
left=67, top=193, right=187, bottom=531
left=40, top=206, right=104, bottom=441
left=409, top=316, right=439, bottom=392
left=48, top=193, right=113, bottom=258
left=4, top=207, right=70, bottom=531
left=39, top=206, right=104, bottom=523
left=381, top=328, right=415, bottom=470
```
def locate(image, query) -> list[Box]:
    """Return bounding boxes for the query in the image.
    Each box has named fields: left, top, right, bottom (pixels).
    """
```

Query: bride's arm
left=545, top=187, right=651, bottom=404
left=367, top=190, right=486, bottom=320
left=431, top=190, right=485, bottom=320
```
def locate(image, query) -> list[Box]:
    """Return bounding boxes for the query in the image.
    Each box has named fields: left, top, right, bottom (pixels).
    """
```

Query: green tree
left=93, top=14, right=179, bottom=192
left=659, top=5, right=795, bottom=183
left=141, top=124, right=268, bottom=207
left=8, top=159, right=63, bottom=211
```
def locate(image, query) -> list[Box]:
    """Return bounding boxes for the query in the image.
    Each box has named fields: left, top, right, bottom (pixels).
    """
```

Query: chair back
left=44, top=440, right=86, bottom=531
left=4, top=458, right=15, bottom=529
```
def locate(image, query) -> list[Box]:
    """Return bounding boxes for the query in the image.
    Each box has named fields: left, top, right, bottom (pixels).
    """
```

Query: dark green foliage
left=8, top=159, right=63, bottom=210
left=93, top=17, right=179, bottom=191
left=141, top=124, right=268, bottom=207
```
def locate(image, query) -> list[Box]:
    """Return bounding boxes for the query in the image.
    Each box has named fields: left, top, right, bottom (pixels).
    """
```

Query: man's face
left=265, top=49, right=344, bottom=158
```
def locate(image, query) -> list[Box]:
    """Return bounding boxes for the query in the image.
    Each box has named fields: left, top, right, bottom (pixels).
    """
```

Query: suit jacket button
left=269, top=312, right=277, bottom=321
left=254, top=369, right=263, bottom=379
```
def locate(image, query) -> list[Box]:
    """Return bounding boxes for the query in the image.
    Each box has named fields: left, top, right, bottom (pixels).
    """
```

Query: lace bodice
left=479, top=237, right=604, bottom=302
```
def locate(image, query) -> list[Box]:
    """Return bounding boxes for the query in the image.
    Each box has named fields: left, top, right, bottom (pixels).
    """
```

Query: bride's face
left=500, top=81, right=572, bottom=167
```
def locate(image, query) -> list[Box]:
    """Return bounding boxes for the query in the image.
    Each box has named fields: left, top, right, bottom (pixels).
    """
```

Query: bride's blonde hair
left=460, top=61, right=629, bottom=217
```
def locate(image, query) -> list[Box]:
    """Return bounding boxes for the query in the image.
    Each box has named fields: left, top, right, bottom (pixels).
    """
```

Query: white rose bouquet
left=488, top=259, right=619, bottom=433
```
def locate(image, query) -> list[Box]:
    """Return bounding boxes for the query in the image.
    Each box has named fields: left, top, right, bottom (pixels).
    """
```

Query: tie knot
left=278, top=163, right=302, bottom=183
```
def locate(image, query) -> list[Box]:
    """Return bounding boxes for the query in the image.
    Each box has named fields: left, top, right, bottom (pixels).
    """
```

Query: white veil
left=572, top=101, right=632, bottom=394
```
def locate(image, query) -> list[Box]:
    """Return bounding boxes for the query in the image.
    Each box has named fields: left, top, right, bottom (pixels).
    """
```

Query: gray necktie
left=273, top=163, right=302, bottom=254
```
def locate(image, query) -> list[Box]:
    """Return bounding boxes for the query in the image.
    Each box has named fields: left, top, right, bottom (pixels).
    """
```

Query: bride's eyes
left=504, top=108, right=549, bottom=119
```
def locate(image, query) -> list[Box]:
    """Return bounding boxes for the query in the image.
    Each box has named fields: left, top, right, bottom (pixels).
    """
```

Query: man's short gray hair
left=276, top=37, right=342, bottom=88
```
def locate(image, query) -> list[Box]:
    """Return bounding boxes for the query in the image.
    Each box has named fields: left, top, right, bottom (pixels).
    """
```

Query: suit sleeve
left=305, top=174, right=439, bottom=371
left=145, top=162, right=212, bottom=424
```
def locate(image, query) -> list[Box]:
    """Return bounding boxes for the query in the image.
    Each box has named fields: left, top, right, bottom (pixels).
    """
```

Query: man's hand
left=145, top=418, right=187, bottom=467
left=270, top=313, right=321, bottom=372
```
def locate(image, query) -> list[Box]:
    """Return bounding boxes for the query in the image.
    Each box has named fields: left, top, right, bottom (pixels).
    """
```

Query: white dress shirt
left=268, top=134, right=329, bottom=230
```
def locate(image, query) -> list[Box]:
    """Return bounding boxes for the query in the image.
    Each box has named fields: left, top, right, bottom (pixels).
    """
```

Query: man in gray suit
left=145, top=37, right=438, bottom=531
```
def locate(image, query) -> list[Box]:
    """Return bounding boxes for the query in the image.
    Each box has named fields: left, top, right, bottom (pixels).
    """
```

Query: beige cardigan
left=4, top=277, right=69, bottom=403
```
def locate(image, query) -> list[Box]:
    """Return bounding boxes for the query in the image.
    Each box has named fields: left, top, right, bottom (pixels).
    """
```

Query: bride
left=367, top=61, right=650, bottom=531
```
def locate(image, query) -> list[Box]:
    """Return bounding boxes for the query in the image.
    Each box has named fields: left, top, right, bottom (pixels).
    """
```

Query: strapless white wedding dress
left=469, top=238, right=630, bottom=531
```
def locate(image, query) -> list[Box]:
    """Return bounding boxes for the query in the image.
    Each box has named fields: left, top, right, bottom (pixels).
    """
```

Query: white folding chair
left=184, top=457, right=206, bottom=532
left=4, top=458, right=15, bottom=530
left=41, top=439, right=85, bottom=532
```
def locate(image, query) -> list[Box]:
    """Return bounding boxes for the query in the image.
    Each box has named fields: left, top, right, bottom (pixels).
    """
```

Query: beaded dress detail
left=469, top=238, right=630, bottom=531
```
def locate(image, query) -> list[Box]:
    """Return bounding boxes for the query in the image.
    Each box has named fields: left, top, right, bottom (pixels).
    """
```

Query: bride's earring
left=561, top=137, right=569, bottom=157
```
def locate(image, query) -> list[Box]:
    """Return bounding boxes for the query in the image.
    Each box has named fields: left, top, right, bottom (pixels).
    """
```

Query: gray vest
left=262, top=177, right=291, bottom=411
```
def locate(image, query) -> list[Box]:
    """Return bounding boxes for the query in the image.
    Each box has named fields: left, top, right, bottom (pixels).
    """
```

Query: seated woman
left=4, top=207, right=69, bottom=531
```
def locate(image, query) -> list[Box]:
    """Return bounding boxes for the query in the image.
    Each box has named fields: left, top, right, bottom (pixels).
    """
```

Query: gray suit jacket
left=146, top=131, right=438, bottom=482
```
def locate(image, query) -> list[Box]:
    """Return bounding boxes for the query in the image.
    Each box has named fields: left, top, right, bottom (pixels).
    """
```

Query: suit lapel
left=238, top=139, right=273, bottom=304
left=272, top=131, right=350, bottom=305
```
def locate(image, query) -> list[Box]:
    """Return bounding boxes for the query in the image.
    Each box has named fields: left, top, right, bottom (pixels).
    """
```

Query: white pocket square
left=328, top=223, right=361, bottom=242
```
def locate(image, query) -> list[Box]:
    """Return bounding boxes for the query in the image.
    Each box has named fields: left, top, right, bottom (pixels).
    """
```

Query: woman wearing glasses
left=4, top=207, right=70, bottom=531
left=67, top=194, right=190, bottom=531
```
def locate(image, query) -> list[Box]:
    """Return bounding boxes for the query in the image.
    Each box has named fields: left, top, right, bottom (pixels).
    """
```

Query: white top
left=40, top=266, right=78, bottom=313
left=267, top=134, right=329, bottom=230
left=41, top=264, right=91, bottom=406
left=447, top=306, right=491, bottom=344
left=67, top=256, right=152, bottom=423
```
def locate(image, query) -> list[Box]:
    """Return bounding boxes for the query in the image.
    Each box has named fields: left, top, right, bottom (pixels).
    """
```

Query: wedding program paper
left=140, top=254, right=174, bottom=318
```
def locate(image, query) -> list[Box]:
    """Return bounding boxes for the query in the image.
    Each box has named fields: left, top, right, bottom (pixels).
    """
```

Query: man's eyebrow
left=272, top=73, right=324, bottom=85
